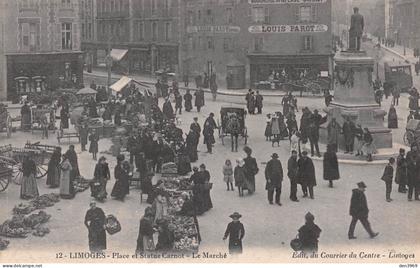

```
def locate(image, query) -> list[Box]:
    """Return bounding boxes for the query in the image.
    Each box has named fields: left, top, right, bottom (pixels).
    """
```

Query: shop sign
left=248, top=24, right=328, bottom=33
left=249, top=0, right=326, bottom=4
left=186, top=26, right=241, bottom=34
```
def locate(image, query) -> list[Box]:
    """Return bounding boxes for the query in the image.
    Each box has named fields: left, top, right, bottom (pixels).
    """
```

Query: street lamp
left=106, top=35, right=113, bottom=97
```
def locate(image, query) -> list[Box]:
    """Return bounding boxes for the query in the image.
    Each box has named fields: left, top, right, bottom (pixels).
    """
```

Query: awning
left=110, top=49, right=128, bottom=61
left=110, top=76, right=132, bottom=92
left=110, top=76, right=152, bottom=96
left=76, top=87, right=97, bottom=95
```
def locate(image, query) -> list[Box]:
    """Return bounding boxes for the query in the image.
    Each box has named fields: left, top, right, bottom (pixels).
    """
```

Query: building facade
left=81, top=0, right=182, bottom=75
left=180, top=0, right=333, bottom=89
left=0, top=0, right=83, bottom=101
left=389, top=0, right=420, bottom=50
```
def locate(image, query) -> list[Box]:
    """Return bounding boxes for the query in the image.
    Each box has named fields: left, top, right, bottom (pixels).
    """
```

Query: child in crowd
left=223, top=159, right=234, bottom=191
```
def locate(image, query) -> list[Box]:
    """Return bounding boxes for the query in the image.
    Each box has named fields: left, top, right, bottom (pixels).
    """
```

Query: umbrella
left=76, top=87, right=97, bottom=95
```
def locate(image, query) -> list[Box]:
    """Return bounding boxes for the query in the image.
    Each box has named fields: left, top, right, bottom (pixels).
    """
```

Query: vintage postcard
left=0, top=0, right=419, bottom=266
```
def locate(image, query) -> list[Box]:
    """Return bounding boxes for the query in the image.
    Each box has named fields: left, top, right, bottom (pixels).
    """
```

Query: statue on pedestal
left=349, top=7, right=364, bottom=51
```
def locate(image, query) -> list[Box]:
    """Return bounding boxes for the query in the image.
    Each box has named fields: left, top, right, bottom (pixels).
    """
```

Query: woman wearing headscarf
left=59, top=153, right=74, bottom=199
left=298, top=212, right=322, bottom=253
left=111, top=155, right=130, bottom=201
left=20, top=154, right=39, bottom=199
left=136, top=207, right=155, bottom=253
left=199, top=164, right=213, bottom=212
left=243, top=146, right=259, bottom=194
left=46, top=147, right=62, bottom=188
left=323, top=144, right=340, bottom=188
left=190, top=167, right=205, bottom=215
left=388, top=104, right=398, bottom=129
left=84, top=202, right=107, bottom=252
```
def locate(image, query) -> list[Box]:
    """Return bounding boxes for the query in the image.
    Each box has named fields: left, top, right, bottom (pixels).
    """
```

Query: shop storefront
left=248, top=54, right=331, bottom=88
left=6, top=51, right=83, bottom=101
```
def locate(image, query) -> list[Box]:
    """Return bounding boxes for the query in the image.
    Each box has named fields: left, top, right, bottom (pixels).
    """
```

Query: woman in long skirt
left=60, top=154, right=74, bottom=199
left=20, top=155, right=39, bottom=199
left=271, top=114, right=280, bottom=140
left=136, top=207, right=155, bottom=253
left=84, top=202, right=107, bottom=252
left=89, top=129, right=99, bottom=160
left=111, top=155, right=130, bottom=201
left=46, top=147, right=62, bottom=188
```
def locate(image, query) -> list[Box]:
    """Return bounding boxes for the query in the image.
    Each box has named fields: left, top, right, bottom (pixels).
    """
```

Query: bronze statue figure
left=349, top=7, right=364, bottom=51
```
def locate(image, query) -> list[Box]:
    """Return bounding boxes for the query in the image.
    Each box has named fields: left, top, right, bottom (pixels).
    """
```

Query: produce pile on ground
left=30, top=193, right=60, bottom=209
left=0, top=238, right=9, bottom=250
left=0, top=211, right=51, bottom=238
left=73, top=176, right=91, bottom=193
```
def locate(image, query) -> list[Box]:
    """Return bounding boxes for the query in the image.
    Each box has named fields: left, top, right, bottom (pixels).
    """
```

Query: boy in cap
left=223, top=212, right=245, bottom=254
left=381, top=157, right=395, bottom=202
left=348, top=181, right=379, bottom=239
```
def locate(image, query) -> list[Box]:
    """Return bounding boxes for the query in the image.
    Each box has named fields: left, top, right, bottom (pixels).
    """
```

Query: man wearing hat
left=265, top=153, right=284, bottom=205
left=223, top=212, right=245, bottom=254
left=297, top=151, right=316, bottom=199
left=203, top=113, right=218, bottom=153
left=348, top=182, right=379, bottom=239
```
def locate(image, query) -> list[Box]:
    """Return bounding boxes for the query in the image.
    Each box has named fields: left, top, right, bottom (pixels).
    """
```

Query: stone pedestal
left=320, top=51, right=392, bottom=149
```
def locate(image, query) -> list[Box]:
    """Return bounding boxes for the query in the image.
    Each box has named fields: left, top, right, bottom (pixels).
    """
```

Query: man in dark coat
left=84, top=202, right=107, bottom=252
left=127, top=133, right=137, bottom=165
left=203, top=113, right=217, bottom=153
left=194, top=88, right=205, bottom=112
left=288, top=150, right=299, bottom=202
left=381, top=157, right=395, bottom=202
left=408, top=147, right=419, bottom=201
left=396, top=148, right=408, bottom=193
left=323, top=145, right=340, bottom=188
left=162, top=98, right=174, bottom=120
left=223, top=212, right=245, bottom=255
left=184, top=89, right=193, bottom=112
left=349, top=7, right=364, bottom=51
left=255, top=91, right=264, bottom=114
left=348, top=182, right=379, bottom=239
left=342, top=117, right=356, bottom=154
left=243, top=146, right=259, bottom=194
left=327, top=118, right=341, bottom=153
left=265, top=153, right=283, bottom=205
left=174, top=91, right=183, bottom=115
left=308, top=121, right=321, bottom=158
left=297, top=151, right=316, bottom=199
left=79, top=122, right=89, bottom=151
left=190, top=117, right=201, bottom=146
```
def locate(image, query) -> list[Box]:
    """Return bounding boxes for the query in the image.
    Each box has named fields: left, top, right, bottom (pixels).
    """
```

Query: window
left=61, top=0, right=72, bottom=8
left=88, top=23, right=92, bottom=39
left=254, top=37, right=264, bottom=51
left=20, top=22, right=40, bottom=52
left=223, top=38, right=233, bottom=52
left=61, top=23, right=72, bottom=49
left=165, top=22, right=171, bottom=41
left=252, top=7, right=269, bottom=23
left=206, top=9, right=214, bottom=24
left=151, top=0, right=157, bottom=15
left=207, top=37, right=214, bottom=50
left=164, top=0, right=171, bottom=15
left=298, top=6, right=316, bottom=22
left=19, top=0, right=39, bottom=10
left=226, top=8, right=233, bottom=24
left=152, top=22, right=158, bottom=41
left=187, top=10, right=194, bottom=25
left=188, top=36, right=194, bottom=50
left=138, top=22, right=144, bottom=40
left=198, top=36, right=203, bottom=50
left=82, top=23, right=85, bottom=39
left=302, top=36, right=313, bottom=51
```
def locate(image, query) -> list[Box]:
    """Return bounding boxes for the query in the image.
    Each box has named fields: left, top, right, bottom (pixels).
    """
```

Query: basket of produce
left=0, top=221, right=30, bottom=238
left=105, top=215, right=121, bottom=235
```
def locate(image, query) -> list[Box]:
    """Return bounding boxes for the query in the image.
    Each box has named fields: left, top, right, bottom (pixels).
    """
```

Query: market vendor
left=136, top=207, right=155, bottom=253
left=155, top=219, right=174, bottom=252
left=190, top=167, right=205, bottom=215
left=178, top=192, right=202, bottom=243
left=151, top=190, right=169, bottom=224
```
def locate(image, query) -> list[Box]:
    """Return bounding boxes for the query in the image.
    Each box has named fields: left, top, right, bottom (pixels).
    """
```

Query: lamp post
left=106, top=36, right=113, bottom=97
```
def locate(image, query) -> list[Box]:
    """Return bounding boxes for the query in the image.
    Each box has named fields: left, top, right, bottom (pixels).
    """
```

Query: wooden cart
left=218, top=107, right=248, bottom=145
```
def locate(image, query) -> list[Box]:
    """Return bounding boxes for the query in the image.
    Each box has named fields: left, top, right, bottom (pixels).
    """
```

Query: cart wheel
left=6, top=115, right=12, bottom=138
left=35, top=165, right=47, bottom=179
left=12, top=163, right=23, bottom=185
left=244, top=128, right=248, bottom=145
left=0, top=175, right=9, bottom=192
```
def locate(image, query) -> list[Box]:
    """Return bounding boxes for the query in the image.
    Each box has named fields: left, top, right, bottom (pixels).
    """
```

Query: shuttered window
left=302, top=36, right=313, bottom=51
